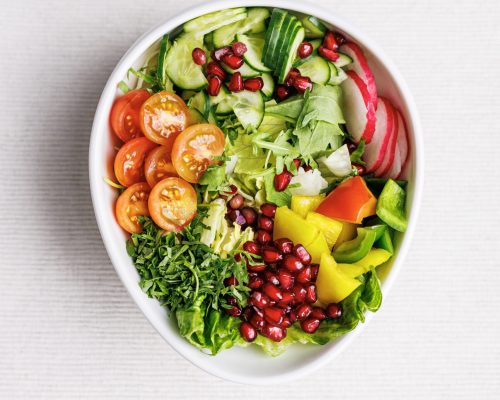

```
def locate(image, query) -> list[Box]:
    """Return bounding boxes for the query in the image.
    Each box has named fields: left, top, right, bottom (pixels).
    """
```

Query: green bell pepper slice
left=376, top=179, right=408, bottom=232
left=364, top=218, right=394, bottom=254
left=333, top=227, right=377, bottom=263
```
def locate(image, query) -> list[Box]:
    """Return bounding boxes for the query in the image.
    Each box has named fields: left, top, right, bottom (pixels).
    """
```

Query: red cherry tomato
left=109, top=89, right=151, bottom=142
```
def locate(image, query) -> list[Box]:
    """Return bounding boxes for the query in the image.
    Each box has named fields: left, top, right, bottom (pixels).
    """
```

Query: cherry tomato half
left=171, top=124, right=225, bottom=183
left=115, top=182, right=150, bottom=234
left=110, top=89, right=151, bottom=142
left=144, top=145, right=179, bottom=188
left=140, top=91, right=190, bottom=146
left=148, top=177, right=197, bottom=232
left=114, top=137, right=157, bottom=187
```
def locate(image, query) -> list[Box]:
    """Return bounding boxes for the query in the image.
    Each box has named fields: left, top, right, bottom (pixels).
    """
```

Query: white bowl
left=89, top=0, right=424, bottom=384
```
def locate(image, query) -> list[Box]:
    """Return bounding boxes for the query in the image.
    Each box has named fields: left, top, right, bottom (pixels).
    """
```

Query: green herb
left=117, top=81, right=130, bottom=94
left=350, top=140, right=366, bottom=165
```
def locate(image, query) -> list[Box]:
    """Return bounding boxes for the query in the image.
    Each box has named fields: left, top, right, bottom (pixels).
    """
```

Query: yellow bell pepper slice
left=305, top=231, right=330, bottom=264
left=306, top=211, right=343, bottom=249
left=337, top=248, right=392, bottom=278
left=317, top=253, right=361, bottom=304
left=291, top=194, right=325, bottom=219
left=333, top=221, right=358, bottom=250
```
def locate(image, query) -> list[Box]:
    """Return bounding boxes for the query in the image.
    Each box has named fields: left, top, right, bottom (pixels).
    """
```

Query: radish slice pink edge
left=341, top=70, right=376, bottom=143
left=395, top=110, right=410, bottom=178
left=340, top=42, right=378, bottom=105
left=375, top=102, right=398, bottom=176
left=362, top=97, right=394, bottom=173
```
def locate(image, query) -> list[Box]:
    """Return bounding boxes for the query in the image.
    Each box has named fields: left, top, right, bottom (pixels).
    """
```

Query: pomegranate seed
left=301, top=318, right=321, bottom=333
left=293, top=76, right=312, bottom=93
left=310, top=264, right=319, bottom=281
left=256, top=229, right=272, bottom=245
left=261, top=325, right=286, bottom=342
left=240, top=306, right=253, bottom=322
left=240, top=207, right=257, bottom=225
left=285, top=68, right=301, bottom=87
left=274, top=171, right=292, bottom=191
left=232, top=41, right=248, bottom=56
left=247, top=263, right=266, bottom=273
left=293, top=284, right=307, bottom=304
left=303, top=165, right=313, bottom=172
left=224, top=276, right=238, bottom=286
left=295, top=304, right=313, bottom=320
left=250, top=313, right=265, bottom=330
left=277, top=268, right=294, bottom=290
left=275, top=84, right=290, bottom=101
left=240, top=322, right=257, bottom=342
left=248, top=275, right=264, bottom=289
left=274, top=238, right=293, bottom=255
left=228, top=193, right=244, bottom=209
left=262, top=246, right=282, bottom=263
left=206, top=61, right=226, bottom=79
left=219, top=184, right=238, bottom=200
left=334, top=31, right=347, bottom=46
left=212, top=46, right=232, bottom=61
left=281, top=304, right=292, bottom=314
left=206, top=74, right=222, bottom=96
left=228, top=71, right=244, bottom=92
left=311, top=307, right=327, bottom=321
left=293, top=244, right=312, bottom=265
left=296, top=266, right=312, bottom=284
left=305, top=284, right=317, bottom=303
left=234, top=253, right=242, bottom=262
left=226, top=295, right=238, bottom=306
left=260, top=203, right=277, bottom=218
left=225, top=305, right=242, bottom=317
left=263, top=271, right=280, bottom=286
left=354, top=164, right=366, bottom=175
left=192, top=47, right=206, bottom=65
left=244, top=77, right=264, bottom=92
left=326, top=303, right=342, bottom=318
left=293, top=159, right=301, bottom=169
left=227, top=209, right=246, bottom=225
left=323, top=31, right=338, bottom=50
left=347, top=142, right=357, bottom=153
left=282, top=255, right=304, bottom=273
left=222, top=54, right=244, bottom=69
left=250, top=291, right=270, bottom=309
left=263, top=306, right=284, bottom=325
left=297, top=41, right=313, bottom=58
left=289, top=310, right=297, bottom=323
left=243, top=241, right=261, bottom=255
left=262, top=283, right=283, bottom=302
left=318, top=46, right=340, bottom=62
left=280, top=316, right=292, bottom=328
left=278, top=291, right=294, bottom=306
left=257, top=215, right=274, bottom=232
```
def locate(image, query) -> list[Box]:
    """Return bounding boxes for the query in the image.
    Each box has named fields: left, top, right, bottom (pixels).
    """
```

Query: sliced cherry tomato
left=114, top=137, right=157, bottom=187
left=110, top=89, right=151, bottom=142
left=171, top=124, right=225, bottom=183
left=144, top=145, right=178, bottom=188
left=115, top=182, right=150, bottom=233
left=315, top=176, right=377, bottom=224
left=140, top=91, right=190, bottom=146
left=148, top=177, right=197, bottom=232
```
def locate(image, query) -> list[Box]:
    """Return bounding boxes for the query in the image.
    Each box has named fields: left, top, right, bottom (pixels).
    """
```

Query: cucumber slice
left=213, top=8, right=270, bottom=48
left=207, top=108, right=218, bottom=125
left=263, top=9, right=287, bottom=68
left=215, top=97, right=234, bottom=115
left=236, top=34, right=271, bottom=72
left=183, top=8, right=247, bottom=37
left=165, top=34, right=207, bottom=90
left=221, top=61, right=260, bottom=78
left=292, top=39, right=322, bottom=68
left=188, top=91, right=210, bottom=119
left=188, top=108, right=207, bottom=125
left=204, top=31, right=215, bottom=51
left=334, top=52, right=353, bottom=68
left=209, top=85, right=230, bottom=106
left=261, top=73, right=275, bottom=99
left=296, top=55, right=331, bottom=85
left=157, top=34, right=173, bottom=91
left=328, top=63, right=347, bottom=85
left=278, top=27, right=305, bottom=83
left=232, top=90, right=265, bottom=129
left=181, top=90, right=197, bottom=101
left=249, top=20, right=267, bottom=34
left=272, top=15, right=297, bottom=74
left=301, top=15, right=327, bottom=39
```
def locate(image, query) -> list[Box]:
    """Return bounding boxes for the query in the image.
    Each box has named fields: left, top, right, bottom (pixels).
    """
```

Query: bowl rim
left=89, top=0, right=424, bottom=385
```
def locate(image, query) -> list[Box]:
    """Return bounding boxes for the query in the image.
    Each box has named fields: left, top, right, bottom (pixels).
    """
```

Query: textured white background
left=1, top=0, right=499, bottom=398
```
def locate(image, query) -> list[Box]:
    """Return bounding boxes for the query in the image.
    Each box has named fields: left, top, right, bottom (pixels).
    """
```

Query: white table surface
left=1, top=0, right=499, bottom=398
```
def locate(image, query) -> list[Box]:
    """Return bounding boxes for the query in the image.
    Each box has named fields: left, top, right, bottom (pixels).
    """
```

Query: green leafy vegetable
left=350, top=140, right=366, bottom=165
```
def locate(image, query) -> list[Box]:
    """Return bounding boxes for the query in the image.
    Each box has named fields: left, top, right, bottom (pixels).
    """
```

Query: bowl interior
left=89, top=0, right=421, bottom=384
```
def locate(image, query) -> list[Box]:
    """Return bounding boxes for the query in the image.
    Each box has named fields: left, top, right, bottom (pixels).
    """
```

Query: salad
left=107, top=7, right=410, bottom=356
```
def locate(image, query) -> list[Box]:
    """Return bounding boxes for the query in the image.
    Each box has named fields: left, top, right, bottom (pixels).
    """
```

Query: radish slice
left=340, top=42, right=377, bottom=105
left=341, top=70, right=376, bottom=143
left=363, top=98, right=394, bottom=173
left=394, top=110, right=410, bottom=175
left=383, top=142, right=402, bottom=179
left=374, top=102, right=398, bottom=176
